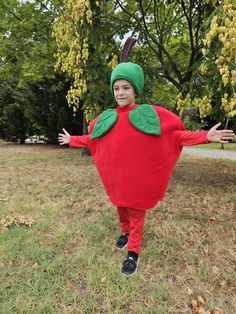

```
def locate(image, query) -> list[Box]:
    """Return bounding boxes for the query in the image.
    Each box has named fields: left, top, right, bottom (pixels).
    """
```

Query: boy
left=58, top=61, right=234, bottom=277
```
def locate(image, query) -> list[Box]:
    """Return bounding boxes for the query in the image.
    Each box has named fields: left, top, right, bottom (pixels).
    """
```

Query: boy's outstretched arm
left=175, top=122, right=235, bottom=147
left=58, top=128, right=70, bottom=145
left=58, top=128, right=89, bottom=148
left=206, top=122, right=235, bottom=143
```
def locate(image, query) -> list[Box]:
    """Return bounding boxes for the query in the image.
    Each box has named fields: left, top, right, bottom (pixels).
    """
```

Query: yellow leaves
left=176, top=92, right=213, bottom=120
left=108, top=53, right=118, bottom=69
left=231, top=69, right=236, bottom=86
left=222, top=74, right=229, bottom=86
left=188, top=290, right=225, bottom=314
left=81, top=38, right=89, bottom=62
left=84, top=103, right=101, bottom=123
left=199, top=64, right=208, bottom=75
left=176, top=93, right=191, bottom=117
left=53, top=0, right=93, bottom=109
left=201, top=48, right=207, bottom=56
left=221, top=93, right=236, bottom=117
left=202, top=2, right=236, bottom=119
left=195, top=96, right=212, bottom=119
left=0, top=213, right=36, bottom=230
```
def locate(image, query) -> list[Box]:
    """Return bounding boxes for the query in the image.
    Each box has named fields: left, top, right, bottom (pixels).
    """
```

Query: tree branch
left=36, top=0, right=54, bottom=13
left=8, top=9, right=22, bottom=21
left=138, top=0, right=183, bottom=83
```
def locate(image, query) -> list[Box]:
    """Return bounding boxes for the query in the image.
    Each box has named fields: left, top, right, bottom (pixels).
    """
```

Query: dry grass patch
left=0, top=141, right=235, bottom=313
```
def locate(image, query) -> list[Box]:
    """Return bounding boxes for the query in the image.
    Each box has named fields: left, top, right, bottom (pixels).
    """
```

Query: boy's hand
left=207, top=122, right=235, bottom=143
left=58, top=128, right=71, bottom=145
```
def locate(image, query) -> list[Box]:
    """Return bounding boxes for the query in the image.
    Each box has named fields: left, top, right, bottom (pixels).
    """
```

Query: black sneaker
left=121, top=251, right=139, bottom=277
left=116, top=233, right=129, bottom=250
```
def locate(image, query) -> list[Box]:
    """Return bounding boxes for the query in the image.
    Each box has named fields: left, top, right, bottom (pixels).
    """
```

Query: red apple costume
left=70, top=104, right=209, bottom=210
left=70, top=101, right=209, bottom=253
left=69, top=42, right=210, bottom=255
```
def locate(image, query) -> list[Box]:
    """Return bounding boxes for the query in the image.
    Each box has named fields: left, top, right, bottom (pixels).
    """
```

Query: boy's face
left=113, top=80, right=136, bottom=107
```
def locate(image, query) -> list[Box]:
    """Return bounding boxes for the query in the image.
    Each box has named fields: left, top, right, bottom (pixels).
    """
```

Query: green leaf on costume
left=91, top=109, right=118, bottom=139
left=129, top=104, right=161, bottom=135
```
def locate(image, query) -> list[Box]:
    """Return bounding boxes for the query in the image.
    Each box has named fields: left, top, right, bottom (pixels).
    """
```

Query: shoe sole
left=121, top=258, right=139, bottom=277
left=116, top=242, right=128, bottom=251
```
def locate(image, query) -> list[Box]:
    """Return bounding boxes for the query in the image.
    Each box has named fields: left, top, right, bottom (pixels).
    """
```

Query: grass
left=0, top=140, right=236, bottom=313
left=195, top=142, right=236, bottom=151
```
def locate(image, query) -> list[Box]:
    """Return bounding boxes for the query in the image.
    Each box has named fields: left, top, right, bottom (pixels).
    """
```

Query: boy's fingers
left=222, top=130, right=234, bottom=134
left=63, top=128, right=69, bottom=135
left=212, top=122, right=221, bottom=130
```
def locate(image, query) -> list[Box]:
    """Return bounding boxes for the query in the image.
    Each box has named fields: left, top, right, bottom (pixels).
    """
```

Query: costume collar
left=116, top=104, right=138, bottom=112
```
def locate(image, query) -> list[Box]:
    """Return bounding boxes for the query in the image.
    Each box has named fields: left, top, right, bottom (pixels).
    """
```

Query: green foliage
left=0, top=0, right=83, bottom=143
left=0, top=0, right=234, bottom=143
left=183, top=1, right=236, bottom=124
left=0, top=0, right=63, bottom=84
left=0, top=79, right=33, bottom=143
left=53, top=0, right=119, bottom=123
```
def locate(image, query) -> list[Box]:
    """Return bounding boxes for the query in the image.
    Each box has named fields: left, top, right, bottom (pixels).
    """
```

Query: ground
left=0, top=141, right=235, bottom=314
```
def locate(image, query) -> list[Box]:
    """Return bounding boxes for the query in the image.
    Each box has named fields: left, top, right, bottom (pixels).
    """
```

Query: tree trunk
left=81, top=113, right=91, bottom=156
left=221, top=118, right=229, bottom=150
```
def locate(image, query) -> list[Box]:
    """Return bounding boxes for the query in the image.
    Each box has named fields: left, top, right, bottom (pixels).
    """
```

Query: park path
left=183, top=147, right=236, bottom=161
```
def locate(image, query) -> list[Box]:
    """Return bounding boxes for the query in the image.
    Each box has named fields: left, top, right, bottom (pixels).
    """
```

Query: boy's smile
left=113, top=80, right=137, bottom=107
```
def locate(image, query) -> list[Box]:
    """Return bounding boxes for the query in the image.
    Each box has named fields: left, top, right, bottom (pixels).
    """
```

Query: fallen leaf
left=212, top=266, right=219, bottom=274
left=187, top=287, right=193, bottom=295
left=32, top=263, right=39, bottom=268
left=0, top=213, right=36, bottom=229
left=0, top=226, right=6, bottom=234
left=101, top=276, right=107, bottom=284
left=0, top=198, right=8, bottom=202
left=213, top=308, right=224, bottom=314
left=197, top=295, right=205, bottom=305
left=219, top=280, right=226, bottom=287
left=231, top=300, right=236, bottom=309
left=191, top=298, right=198, bottom=310
left=67, top=282, right=75, bottom=290
left=208, top=217, right=217, bottom=224
left=198, top=307, right=207, bottom=314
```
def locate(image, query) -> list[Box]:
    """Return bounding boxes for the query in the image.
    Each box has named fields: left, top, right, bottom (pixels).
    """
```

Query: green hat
left=110, top=62, right=144, bottom=96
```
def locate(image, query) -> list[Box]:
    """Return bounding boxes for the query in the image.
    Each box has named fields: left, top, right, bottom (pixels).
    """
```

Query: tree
left=199, top=0, right=236, bottom=120
left=0, top=0, right=83, bottom=143
left=53, top=0, right=119, bottom=124
left=53, top=0, right=235, bottom=129
left=0, top=79, right=35, bottom=143
left=109, top=1, right=205, bottom=101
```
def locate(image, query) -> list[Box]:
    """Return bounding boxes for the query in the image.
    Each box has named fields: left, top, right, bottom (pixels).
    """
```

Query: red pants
left=117, top=206, right=146, bottom=254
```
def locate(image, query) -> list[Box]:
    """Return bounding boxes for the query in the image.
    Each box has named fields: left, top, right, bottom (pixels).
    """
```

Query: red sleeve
left=69, top=116, right=100, bottom=148
left=175, top=130, right=210, bottom=147
left=69, top=135, right=89, bottom=148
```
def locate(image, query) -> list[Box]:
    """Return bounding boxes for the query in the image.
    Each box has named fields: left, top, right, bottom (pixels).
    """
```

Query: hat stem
left=120, top=37, right=137, bottom=62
